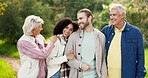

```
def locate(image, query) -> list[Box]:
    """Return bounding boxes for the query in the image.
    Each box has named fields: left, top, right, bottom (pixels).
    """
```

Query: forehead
left=34, top=23, right=42, bottom=29
left=77, top=12, right=86, bottom=18
left=110, top=8, right=119, bottom=14
left=67, top=24, right=73, bottom=28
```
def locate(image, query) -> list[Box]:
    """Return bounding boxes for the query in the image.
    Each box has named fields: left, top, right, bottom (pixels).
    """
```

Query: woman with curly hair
left=46, top=17, right=79, bottom=78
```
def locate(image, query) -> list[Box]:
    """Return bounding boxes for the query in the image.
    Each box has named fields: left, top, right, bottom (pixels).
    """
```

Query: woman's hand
left=50, top=35, right=58, bottom=43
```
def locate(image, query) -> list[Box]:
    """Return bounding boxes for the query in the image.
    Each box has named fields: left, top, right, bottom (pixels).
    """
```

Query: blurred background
left=0, top=0, right=147, bottom=78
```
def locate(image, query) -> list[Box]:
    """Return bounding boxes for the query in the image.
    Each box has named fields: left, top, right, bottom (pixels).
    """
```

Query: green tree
left=41, top=0, right=111, bottom=28
left=20, top=0, right=54, bottom=37
left=0, top=1, right=22, bottom=43
left=0, top=0, right=147, bottom=45
left=0, top=0, right=53, bottom=43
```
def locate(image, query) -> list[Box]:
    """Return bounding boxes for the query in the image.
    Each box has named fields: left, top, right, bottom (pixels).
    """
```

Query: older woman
left=17, top=15, right=57, bottom=78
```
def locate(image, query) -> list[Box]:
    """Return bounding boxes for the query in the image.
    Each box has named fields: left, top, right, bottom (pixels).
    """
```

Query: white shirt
left=46, top=35, right=68, bottom=78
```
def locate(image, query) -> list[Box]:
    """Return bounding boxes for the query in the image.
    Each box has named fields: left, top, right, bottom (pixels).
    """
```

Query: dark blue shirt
left=101, top=21, right=146, bottom=78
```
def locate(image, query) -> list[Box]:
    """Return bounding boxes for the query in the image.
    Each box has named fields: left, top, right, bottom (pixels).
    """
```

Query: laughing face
left=109, top=8, right=125, bottom=28
left=77, top=12, right=89, bottom=29
left=62, top=23, right=74, bottom=38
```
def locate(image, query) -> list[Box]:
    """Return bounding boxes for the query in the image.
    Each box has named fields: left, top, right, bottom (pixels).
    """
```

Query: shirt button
left=79, top=36, right=82, bottom=38
left=79, top=70, right=81, bottom=72
left=112, top=33, right=114, bottom=35
left=79, top=44, right=81, bottom=46
left=108, top=41, right=110, bottom=43
left=78, top=53, right=80, bottom=55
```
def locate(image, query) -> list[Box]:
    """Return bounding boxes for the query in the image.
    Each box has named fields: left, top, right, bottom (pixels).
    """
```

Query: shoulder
left=37, top=34, right=45, bottom=40
left=130, top=25, right=141, bottom=32
left=102, top=24, right=113, bottom=31
left=94, top=28, right=105, bottom=38
left=69, top=31, right=79, bottom=39
left=126, top=23, right=142, bottom=34
left=18, top=34, right=34, bottom=42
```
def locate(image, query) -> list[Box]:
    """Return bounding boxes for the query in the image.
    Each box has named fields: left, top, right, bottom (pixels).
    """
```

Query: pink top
left=17, top=40, right=55, bottom=78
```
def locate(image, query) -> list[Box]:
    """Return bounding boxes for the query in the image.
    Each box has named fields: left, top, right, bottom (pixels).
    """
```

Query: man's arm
left=136, top=29, right=146, bottom=78
left=100, top=35, right=107, bottom=78
left=64, top=33, right=82, bottom=69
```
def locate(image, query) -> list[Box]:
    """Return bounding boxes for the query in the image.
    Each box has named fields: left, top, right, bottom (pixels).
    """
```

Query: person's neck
left=62, top=35, right=68, bottom=42
left=84, top=24, right=93, bottom=32
left=115, top=20, right=125, bottom=30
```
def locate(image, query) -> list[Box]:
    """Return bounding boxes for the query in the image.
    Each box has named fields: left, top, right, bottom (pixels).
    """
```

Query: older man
left=102, top=3, right=146, bottom=78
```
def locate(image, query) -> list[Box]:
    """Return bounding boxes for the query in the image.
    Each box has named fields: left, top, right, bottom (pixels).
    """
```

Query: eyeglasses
left=109, top=13, right=120, bottom=17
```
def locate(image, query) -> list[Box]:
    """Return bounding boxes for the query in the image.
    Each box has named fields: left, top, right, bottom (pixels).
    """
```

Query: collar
left=110, top=21, right=131, bottom=32
left=57, top=34, right=67, bottom=45
left=114, top=22, right=126, bottom=32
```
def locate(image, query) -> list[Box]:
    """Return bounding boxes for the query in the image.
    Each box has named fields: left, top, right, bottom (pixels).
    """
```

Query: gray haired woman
left=17, top=15, right=57, bottom=78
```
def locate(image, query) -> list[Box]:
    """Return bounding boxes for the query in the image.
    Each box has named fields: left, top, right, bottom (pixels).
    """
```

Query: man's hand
left=66, top=50, right=75, bottom=60
left=81, top=63, right=90, bottom=71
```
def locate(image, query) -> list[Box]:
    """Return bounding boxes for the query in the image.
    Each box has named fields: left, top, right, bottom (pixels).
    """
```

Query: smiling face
left=31, top=23, right=43, bottom=37
left=109, top=8, right=125, bottom=28
left=62, top=23, right=74, bottom=38
left=77, top=12, right=89, bottom=29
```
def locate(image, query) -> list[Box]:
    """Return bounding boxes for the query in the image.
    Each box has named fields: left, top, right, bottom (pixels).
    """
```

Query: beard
left=79, top=21, right=89, bottom=30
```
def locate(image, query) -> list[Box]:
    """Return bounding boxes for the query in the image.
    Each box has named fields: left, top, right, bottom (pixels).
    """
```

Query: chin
left=79, top=26, right=84, bottom=29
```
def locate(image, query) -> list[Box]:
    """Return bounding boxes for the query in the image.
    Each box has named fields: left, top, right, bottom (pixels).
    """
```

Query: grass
left=0, top=58, right=16, bottom=78
left=0, top=40, right=19, bottom=58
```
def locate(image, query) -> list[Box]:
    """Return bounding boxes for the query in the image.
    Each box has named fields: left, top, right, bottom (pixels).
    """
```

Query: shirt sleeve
left=46, top=38, right=68, bottom=66
left=64, top=33, right=82, bottom=69
left=136, top=29, right=146, bottom=78
left=17, top=40, right=55, bottom=59
left=46, top=55, right=67, bottom=66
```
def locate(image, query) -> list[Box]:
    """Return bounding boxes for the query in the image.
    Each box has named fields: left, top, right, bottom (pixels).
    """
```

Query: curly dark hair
left=72, top=21, right=79, bottom=32
left=53, top=17, right=79, bottom=35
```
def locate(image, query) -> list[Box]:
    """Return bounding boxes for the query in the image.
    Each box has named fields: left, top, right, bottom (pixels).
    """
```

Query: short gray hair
left=109, top=3, right=126, bottom=14
left=22, top=15, right=44, bottom=36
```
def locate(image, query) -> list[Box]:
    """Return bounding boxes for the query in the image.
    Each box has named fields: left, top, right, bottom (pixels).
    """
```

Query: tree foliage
left=0, top=0, right=22, bottom=43
left=0, top=0, right=147, bottom=44
left=0, top=0, right=53, bottom=43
